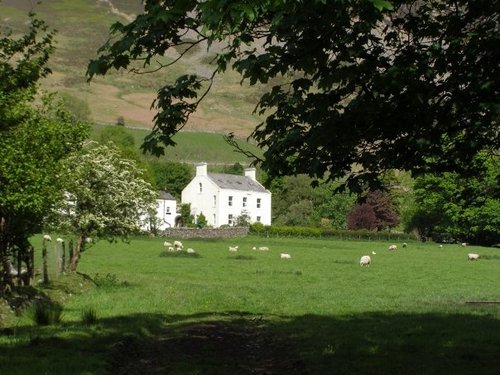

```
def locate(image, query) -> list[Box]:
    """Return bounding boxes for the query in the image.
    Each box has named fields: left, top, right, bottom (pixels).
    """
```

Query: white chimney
left=244, top=167, right=256, bottom=181
left=196, top=162, right=207, bottom=176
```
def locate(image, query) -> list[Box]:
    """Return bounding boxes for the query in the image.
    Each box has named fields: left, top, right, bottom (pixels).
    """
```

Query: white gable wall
left=181, top=173, right=219, bottom=226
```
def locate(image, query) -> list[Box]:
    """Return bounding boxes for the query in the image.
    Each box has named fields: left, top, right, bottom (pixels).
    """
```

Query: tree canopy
left=1, top=15, right=88, bottom=289
left=88, top=0, right=499, bottom=193
left=53, top=141, right=157, bottom=270
left=406, top=153, right=500, bottom=245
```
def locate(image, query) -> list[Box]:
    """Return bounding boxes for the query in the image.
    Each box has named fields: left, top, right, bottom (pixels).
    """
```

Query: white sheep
left=56, top=238, right=64, bottom=243
left=371, top=251, right=377, bottom=255
left=186, top=248, right=196, bottom=254
left=467, top=253, right=480, bottom=261
left=228, top=246, right=239, bottom=252
left=388, top=244, right=397, bottom=251
left=43, top=234, right=52, bottom=241
left=439, top=244, right=444, bottom=248
left=360, top=255, right=371, bottom=267
left=402, top=242, right=407, bottom=248
left=461, top=242, right=467, bottom=247
left=280, top=253, right=291, bottom=259
left=174, top=240, right=183, bottom=250
left=258, top=246, right=269, bottom=251
left=168, top=246, right=175, bottom=252
left=252, top=246, right=257, bottom=250
left=164, top=241, right=172, bottom=248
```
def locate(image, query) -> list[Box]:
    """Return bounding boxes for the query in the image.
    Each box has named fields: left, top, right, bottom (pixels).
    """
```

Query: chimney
left=244, top=167, right=256, bottom=181
left=196, top=162, right=207, bottom=176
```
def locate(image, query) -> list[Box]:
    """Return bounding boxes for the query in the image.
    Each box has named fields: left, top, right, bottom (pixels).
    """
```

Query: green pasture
left=91, top=124, right=263, bottom=165
left=1, top=236, right=499, bottom=374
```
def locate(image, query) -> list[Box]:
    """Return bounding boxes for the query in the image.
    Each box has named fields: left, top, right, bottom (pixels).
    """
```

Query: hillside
left=0, top=0, right=265, bottom=138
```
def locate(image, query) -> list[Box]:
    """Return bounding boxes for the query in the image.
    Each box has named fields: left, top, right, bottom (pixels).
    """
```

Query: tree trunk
left=42, top=239, right=49, bottom=285
left=69, top=235, right=84, bottom=271
left=60, top=241, right=66, bottom=274
left=0, top=216, right=13, bottom=293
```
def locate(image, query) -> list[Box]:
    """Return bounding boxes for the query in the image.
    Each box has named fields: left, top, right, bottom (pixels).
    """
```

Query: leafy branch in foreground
left=88, top=0, right=499, bottom=194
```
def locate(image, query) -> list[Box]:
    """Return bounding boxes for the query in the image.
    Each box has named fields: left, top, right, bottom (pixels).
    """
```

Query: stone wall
left=160, top=227, right=249, bottom=239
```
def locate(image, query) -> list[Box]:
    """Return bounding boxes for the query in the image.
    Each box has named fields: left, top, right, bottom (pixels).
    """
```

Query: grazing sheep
left=174, top=240, right=183, bottom=250
left=402, top=243, right=407, bottom=248
left=228, top=246, right=239, bottom=252
left=186, top=248, right=196, bottom=254
left=439, top=244, right=444, bottom=248
left=252, top=246, right=257, bottom=250
left=164, top=241, right=172, bottom=248
left=461, top=242, right=467, bottom=247
left=258, top=246, right=269, bottom=251
left=371, top=251, right=377, bottom=255
left=360, top=255, right=371, bottom=267
left=388, top=244, right=397, bottom=251
left=468, top=253, right=480, bottom=261
left=280, top=253, right=291, bottom=259
left=168, top=246, right=175, bottom=252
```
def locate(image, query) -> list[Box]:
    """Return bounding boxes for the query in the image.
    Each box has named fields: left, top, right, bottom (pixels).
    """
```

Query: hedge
left=249, top=223, right=415, bottom=241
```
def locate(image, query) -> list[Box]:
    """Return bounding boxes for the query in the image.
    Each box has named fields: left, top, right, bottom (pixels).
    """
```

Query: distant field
left=1, top=236, right=499, bottom=374
left=0, top=0, right=266, bottom=137
left=91, top=124, right=263, bottom=165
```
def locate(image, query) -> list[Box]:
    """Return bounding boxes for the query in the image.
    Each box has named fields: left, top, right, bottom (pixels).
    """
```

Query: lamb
left=164, top=241, right=172, bottom=248
left=371, top=251, right=377, bottom=255
left=360, top=255, right=371, bottom=267
left=461, top=242, right=467, bottom=247
left=467, top=253, right=480, bottom=261
left=280, top=253, right=291, bottom=259
left=438, top=244, right=444, bottom=248
left=402, top=242, right=407, bottom=248
left=173, top=240, right=183, bottom=250
left=388, top=244, right=397, bottom=251
left=258, top=246, right=269, bottom=251
left=186, top=248, right=196, bottom=254
left=252, top=246, right=257, bottom=250
left=168, top=246, right=175, bottom=252
left=228, top=246, right=239, bottom=252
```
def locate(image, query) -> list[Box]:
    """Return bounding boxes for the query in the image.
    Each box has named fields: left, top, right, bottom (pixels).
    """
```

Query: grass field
left=1, top=236, right=499, bottom=374
left=91, top=124, right=263, bottom=165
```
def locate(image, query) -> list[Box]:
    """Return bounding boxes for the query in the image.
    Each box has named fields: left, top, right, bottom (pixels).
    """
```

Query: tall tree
left=1, top=15, right=88, bottom=290
left=88, top=0, right=499, bottom=193
left=406, top=153, right=500, bottom=245
left=52, top=142, right=157, bottom=270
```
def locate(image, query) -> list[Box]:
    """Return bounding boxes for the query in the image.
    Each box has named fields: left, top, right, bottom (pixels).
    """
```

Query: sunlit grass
left=1, top=235, right=499, bottom=374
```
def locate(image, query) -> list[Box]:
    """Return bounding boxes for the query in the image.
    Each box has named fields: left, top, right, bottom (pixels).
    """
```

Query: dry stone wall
left=160, top=227, right=249, bottom=239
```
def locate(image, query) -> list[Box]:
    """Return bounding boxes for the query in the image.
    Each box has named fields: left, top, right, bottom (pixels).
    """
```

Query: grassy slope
left=0, top=0, right=264, bottom=137
left=1, top=236, right=499, bottom=374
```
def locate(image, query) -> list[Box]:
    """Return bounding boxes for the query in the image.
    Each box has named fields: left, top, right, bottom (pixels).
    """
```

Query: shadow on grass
left=1, top=310, right=499, bottom=374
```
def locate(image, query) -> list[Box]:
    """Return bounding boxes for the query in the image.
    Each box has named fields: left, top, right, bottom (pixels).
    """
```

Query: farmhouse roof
left=158, top=191, right=175, bottom=200
left=208, top=173, right=268, bottom=193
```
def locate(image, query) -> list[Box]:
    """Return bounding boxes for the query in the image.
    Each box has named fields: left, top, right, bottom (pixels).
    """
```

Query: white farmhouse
left=142, top=191, right=177, bottom=231
left=182, top=162, right=271, bottom=227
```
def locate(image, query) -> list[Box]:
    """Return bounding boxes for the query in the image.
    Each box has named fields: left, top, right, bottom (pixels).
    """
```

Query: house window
left=257, top=198, right=261, bottom=208
left=257, top=216, right=261, bottom=222
left=242, top=197, right=247, bottom=207
left=228, top=214, right=233, bottom=225
left=213, top=195, right=216, bottom=207
left=199, top=183, right=203, bottom=193
left=228, top=196, right=233, bottom=206
left=166, top=207, right=171, bottom=215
